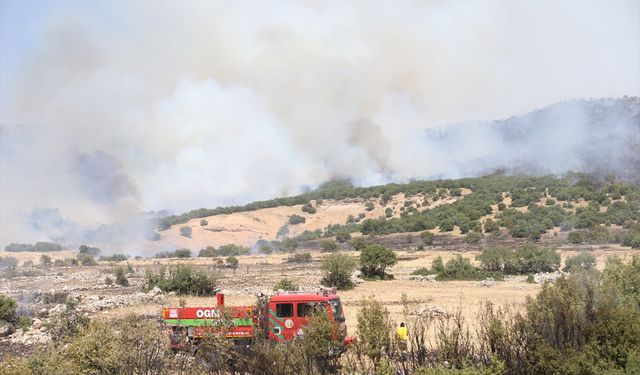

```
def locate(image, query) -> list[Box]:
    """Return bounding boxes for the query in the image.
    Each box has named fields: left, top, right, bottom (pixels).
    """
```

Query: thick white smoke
left=0, top=0, right=638, bottom=248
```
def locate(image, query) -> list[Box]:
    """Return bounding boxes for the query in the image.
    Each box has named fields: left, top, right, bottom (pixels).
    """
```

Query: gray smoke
left=0, top=0, right=638, bottom=250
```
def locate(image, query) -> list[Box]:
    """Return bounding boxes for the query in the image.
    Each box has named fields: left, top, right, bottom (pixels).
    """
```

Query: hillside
left=152, top=173, right=640, bottom=253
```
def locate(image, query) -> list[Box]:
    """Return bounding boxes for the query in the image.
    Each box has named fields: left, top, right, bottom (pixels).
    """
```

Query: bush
left=439, top=220, right=454, bottom=232
left=99, top=254, right=129, bottom=262
left=365, top=202, right=375, bottom=211
left=360, top=244, right=397, bottom=279
left=258, top=243, right=273, bottom=254
left=356, top=298, right=393, bottom=367
left=288, top=214, right=306, bottom=225
left=200, top=219, right=208, bottom=226
left=483, top=218, right=500, bottom=233
left=335, top=231, right=352, bottom=243
left=302, top=203, right=317, bottom=214
left=105, top=276, right=113, bottom=285
left=4, top=243, right=35, bottom=252
left=179, top=226, right=192, bottom=238
left=568, top=231, right=584, bottom=244
left=114, top=267, right=129, bottom=287
left=77, top=254, right=97, bottom=266
left=385, top=207, right=393, bottom=218
left=476, top=245, right=560, bottom=275
left=350, top=237, right=369, bottom=251
left=464, top=232, right=483, bottom=245
left=40, top=254, right=52, bottom=267
left=273, top=278, right=298, bottom=291
left=144, top=265, right=216, bottom=295
left=563, top=251, right=596, bottom=272
left=497, top=202, right=506, bottom=211
left=287, top=252, right=312, bottom=263
left=437, top=256, right=503, bottom=281
left=321, top=252, right=357, bottom=290
left=78, top=245, right=101, bottom=257
left=225, top=256, right=239, bottom=269
left=420, top=231, right=435, bottom=246
left=174, top=248, right=192, bottom=258
left=216, top=244, right=250, bottom=256
left=320, top=240, right=339, bottom=253
left=432, top=256, right=445, bottom=273
left=0, top=294, right=17, bottom=325
left=278, top=238, right=298, bottom=253
left=0, top=256, right=18, bottom=271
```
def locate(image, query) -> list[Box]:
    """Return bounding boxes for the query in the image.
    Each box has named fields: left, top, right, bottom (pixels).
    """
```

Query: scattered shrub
left=173, top=248, right=192, bottom=258
left=365, top=202, right=375, bottom=211
left=420, top=231, right=435, bottom=246
left=385, top=207, right=393, bottom=218
left=144, top=265, right=216, bottom=295
left=200, top=219, right=208, bottom=226
left=335, top=230, right=352, bottom=243
left=179, top=226, right=192, bottom=238
left=349, top=237, right=369, bottom=251
left=225, top=256, right=239, bottom=269
left=288, top=214, right=306, bottom=225
left=0, top=294, right=17, bottom=325
left=99, top=254, right=129, bottom=262
left=563, top=251, right=596, bottom=272
left=273, top=278, right=298, bottom=291
left=287, top=252, right=312, bottom=263
left=0, top=256, right=18, bottom=271
left=360, top=244, right=397, bottom=279
left=77, top=254, right=97, bottom=266
left=437, top=256, right=503, bottom=281
left=464, top=232, right=483, bottom=245
left=320, top=240, right=339, bottom=253
left=302, top=203, right=317, bottom=214
left=40, top=254, right=52, bottom=267
left=321, top=252, right=357, bottom=290
left=114, top=267, right=130, bottom=286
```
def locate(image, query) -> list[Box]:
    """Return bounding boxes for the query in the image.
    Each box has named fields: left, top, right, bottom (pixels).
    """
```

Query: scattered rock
left=534, top=272, right=563, bottom=284
left=410, top=305, right=448, bottom=318
left=148, top=286, right=163, bottom=296
left=350, top=270, right=365, bottom=285
left=478, top=278, right=495, bottom=287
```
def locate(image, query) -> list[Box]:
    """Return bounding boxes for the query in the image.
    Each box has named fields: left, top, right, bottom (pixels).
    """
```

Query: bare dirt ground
left=154, top=190, right=471, bottom=251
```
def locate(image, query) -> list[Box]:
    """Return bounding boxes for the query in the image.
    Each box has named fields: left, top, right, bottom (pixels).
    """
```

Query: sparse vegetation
left=78, top=245, right=101, bottom=257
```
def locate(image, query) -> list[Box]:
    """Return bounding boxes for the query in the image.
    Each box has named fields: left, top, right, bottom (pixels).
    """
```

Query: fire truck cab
left=265, top=288, right=346, bottom=342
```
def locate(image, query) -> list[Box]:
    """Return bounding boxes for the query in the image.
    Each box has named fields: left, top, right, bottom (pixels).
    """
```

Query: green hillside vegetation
left=156, top=172, right=640, bottom=248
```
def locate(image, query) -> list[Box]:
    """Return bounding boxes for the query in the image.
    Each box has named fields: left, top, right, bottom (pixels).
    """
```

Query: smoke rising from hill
left=0, top=0, right=638, bottom=249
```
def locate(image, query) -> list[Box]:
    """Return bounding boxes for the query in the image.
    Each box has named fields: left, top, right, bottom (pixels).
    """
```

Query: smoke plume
left=0, top=0, right=638, bottom=249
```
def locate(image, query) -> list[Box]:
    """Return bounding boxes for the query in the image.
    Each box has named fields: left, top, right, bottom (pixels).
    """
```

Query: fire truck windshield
left=329, top=298, right=344, bottom=322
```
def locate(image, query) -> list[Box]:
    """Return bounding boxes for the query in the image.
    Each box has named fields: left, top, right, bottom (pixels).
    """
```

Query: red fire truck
left=161, top=288, right=350, bottom=350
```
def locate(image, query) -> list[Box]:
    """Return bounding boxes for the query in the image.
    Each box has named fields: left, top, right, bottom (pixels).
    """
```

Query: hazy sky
left=0, top=0, right=639, bottom=246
